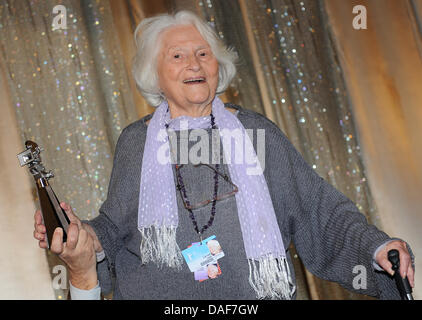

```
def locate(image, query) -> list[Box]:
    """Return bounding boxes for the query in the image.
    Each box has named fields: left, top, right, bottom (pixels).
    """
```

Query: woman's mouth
left=183, top=77, right=206, bottom=84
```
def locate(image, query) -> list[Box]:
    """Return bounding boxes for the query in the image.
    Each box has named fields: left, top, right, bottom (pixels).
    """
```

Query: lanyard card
left=182, top=235, right=225, bottom=272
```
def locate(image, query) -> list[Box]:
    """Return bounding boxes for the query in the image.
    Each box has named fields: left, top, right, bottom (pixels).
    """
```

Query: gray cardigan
left=86, top=103, right=408, bottom=299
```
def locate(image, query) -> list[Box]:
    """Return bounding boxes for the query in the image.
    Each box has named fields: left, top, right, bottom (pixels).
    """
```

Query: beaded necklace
left=166, top=113, right=219, bottom=243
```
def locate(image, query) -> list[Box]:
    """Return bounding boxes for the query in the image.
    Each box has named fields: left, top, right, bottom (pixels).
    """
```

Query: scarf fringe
left=139, top=225, right=183, bottom=270
left=248, top=255, right=295, bottom=300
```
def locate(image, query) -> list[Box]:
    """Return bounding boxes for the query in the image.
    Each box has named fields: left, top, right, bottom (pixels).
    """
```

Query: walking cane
left=387, top=249, right=414, bottom=300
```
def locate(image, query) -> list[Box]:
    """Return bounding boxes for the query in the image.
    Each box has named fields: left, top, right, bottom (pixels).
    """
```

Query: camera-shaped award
left=17, top=141, right=69, bottom=248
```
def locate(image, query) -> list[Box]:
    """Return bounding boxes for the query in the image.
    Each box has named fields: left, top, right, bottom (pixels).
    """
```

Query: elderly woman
left=33, top=11, right=414, bottom=300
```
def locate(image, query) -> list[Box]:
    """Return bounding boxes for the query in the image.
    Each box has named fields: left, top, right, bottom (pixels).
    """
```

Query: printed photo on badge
left=195, top=262, right=222, bottom=282
left=207, top=263, right=222, bottom=279
left=203, top=235, right=224, bottom=261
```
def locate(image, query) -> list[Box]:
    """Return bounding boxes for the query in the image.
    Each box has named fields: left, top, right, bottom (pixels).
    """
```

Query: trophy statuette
left=17, top=140, right=70, bottom=248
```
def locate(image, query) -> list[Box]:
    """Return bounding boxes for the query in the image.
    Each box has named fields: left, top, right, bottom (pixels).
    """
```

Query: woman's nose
left=187, top=55, right=200, bottom=71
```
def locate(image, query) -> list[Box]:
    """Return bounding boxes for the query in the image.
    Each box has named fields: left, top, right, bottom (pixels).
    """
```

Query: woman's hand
left=52, top=221, right=98, bottom=289
left=34, top=202, right=103, bottom=253
left=375, top=240, right=415, bottom=288
left=33, top=202, right=103, bottom=290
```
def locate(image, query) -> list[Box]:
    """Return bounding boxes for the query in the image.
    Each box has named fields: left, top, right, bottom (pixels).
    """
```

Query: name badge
left=182, top=235, right=225, bottom=273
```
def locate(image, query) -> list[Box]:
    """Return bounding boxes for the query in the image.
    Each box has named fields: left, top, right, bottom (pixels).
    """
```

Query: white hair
left=132, top=10, right=238, bottom=107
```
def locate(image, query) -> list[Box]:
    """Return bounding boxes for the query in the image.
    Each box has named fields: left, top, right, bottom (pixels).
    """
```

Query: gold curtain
left=0, top=52, right=55, bottom=300
left=0, top=0, right=420, bottom=300
left=324, top=0, right=422, bottom=299
left=0, top=0, right=138, bottom=299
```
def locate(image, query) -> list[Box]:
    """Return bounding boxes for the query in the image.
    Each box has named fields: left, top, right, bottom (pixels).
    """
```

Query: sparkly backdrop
left=195, top=0, right=378, bottom=224
left=0, top=0, right=404, bottom=300
left=0, top=0, right=137, bottom=219
left=0, top=0, right=138, bottom=299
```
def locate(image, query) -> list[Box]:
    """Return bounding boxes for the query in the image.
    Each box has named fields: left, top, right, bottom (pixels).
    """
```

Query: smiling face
left=207, top=264, right=219, bottom=279
left=156, top=24, right=219, bottom=118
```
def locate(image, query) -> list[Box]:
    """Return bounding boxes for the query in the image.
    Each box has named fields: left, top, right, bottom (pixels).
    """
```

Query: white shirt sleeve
left=68, top=250, right=105, bottom=300
left=69, top=281, right=101, bottom=300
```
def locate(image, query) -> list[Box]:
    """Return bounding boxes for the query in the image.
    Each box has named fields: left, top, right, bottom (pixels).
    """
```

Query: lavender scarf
left=138, top=97, right=294, bottom=299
